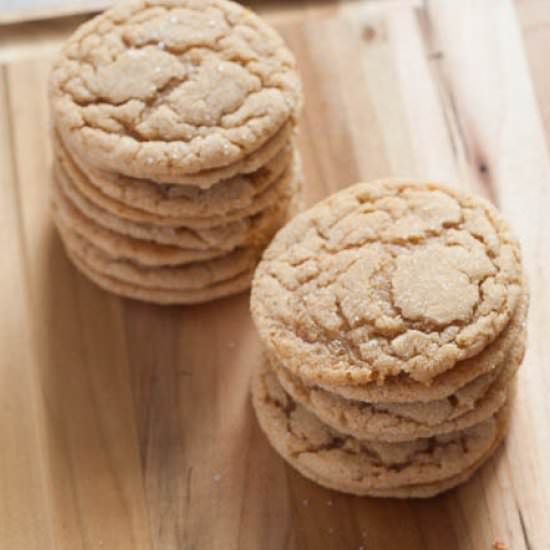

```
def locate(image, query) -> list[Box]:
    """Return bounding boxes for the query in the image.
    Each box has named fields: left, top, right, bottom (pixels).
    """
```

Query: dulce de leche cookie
left=251, top=180, right=523, bottom=388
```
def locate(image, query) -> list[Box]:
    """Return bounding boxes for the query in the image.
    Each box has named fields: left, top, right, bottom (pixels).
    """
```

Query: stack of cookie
left=48, top=0, right=302, bottom=305
left=251, top=180, right=527, bottom=498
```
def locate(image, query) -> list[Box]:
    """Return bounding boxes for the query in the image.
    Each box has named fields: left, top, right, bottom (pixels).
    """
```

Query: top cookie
left=49, top=0, right=302, bottom=184
left=251, top=180, right=523, bottom=386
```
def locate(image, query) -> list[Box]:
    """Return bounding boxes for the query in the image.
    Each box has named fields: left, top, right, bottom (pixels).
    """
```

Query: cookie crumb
left=492, top=542, right=507, bottom=550
left=302, top=499, right=309, bottom=507
left=362, top=25, right=377, bottom=42
left=213, top=473, right=222, bottom=482
left=326, top=499, right=333, bottom=506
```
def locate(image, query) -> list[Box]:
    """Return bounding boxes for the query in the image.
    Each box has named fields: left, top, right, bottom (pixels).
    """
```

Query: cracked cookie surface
left=251, top=180, right=523, bottom=386
left=49, top=0, right=302, bottom=185
left=320, top=290, right=527, bottom=403
left=273, top=337, right=522, bottom=441
left=252, top=363, right=510, bottom=496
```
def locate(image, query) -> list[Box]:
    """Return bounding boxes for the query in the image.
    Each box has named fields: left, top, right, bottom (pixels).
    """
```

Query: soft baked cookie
left=55, top=165, right=303, bottom=304
left=251, top=180, right=523, bottom=387
left=57, top=227, right=263, bottom=290
left=52, top=162, right=298, bottom=266
left=54, top=143, right=302, bottom=234
left=273, top=337, right=523, bottom=441
left=294, top=414, right=511, bottom=499
left=69, top=247, right=256, bottom=304
left=49, top=0, right=302, bottom=186
left=321, top=291, right=527, bottom=403
left=252, top=363, right=512, bottom=497
left=54, top=129, right=295, bottom=226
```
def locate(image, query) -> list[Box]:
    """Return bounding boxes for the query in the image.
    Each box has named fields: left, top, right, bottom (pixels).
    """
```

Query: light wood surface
left=1, top=1, right=549, bottom=548
left=0, top=0, right=109, bottom=25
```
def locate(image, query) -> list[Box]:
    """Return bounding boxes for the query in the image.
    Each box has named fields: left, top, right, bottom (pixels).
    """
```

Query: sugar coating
left=60, top=119, right=296, bottom=193
left=49, top=0, right=302, bottom=184
left=273, top=335, right=523, bottom=441
left=320, top=291, right=528, bottom=403
left=251, top=180, right=523, bottom=386
left=54, top=125, right=295, bottom=227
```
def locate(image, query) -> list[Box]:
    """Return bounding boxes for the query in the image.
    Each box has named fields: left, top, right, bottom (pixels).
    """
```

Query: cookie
left=53, top=123, right=294, bottom=211
left=54, top=128, right=296, bottom=225
left=61, top=179, right=301, bottom=304
left=54, top=141, right=301, bottom=240
left=321, top=291, right=527, bottom=403
left=251, top=180, right=523, bottom=387
left=57, top=224, right=264, bottom=290
left=297, top=415, right=510, bottom=499
left=52, top=163, right=296, bottom=266
left=252, top=363, right=512, bottom=497
left=68, top=246, right=255, bottom=305
left=49, top=0, right=302, bottom=185
left=56, top=165, right=304, bottom=304
left=273, top=337, right=523, bottom=441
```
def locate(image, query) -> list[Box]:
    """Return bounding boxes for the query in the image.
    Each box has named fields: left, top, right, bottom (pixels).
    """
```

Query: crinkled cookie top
left=49, top=0, right=301, bottom=183
left=251, top=181, right=523, bottom=386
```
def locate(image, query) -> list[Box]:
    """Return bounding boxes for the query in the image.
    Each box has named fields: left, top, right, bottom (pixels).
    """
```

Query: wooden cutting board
left=1, top=1, right=549, bottom=549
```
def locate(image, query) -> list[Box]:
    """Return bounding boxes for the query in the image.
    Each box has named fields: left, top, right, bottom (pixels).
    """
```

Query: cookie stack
left=48, top=0, right=303, bottom=305
left=251, top=180, right=527, bottom=498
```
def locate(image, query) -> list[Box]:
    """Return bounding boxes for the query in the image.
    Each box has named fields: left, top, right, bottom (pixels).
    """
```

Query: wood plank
left=415, top=1, right=550, bottom=549
left=518, top=0, right=550, bottom=144
left=0, top=15, right=93, bottom=64
left=5, top=58, right=154, bottom=550
left=0, top=63, right=54, bottom=550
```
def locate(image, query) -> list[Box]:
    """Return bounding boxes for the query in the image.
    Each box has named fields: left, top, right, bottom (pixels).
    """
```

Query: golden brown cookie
left=68, top=246, right=255, bottom=305
left=321, top=291, right=527, bottom=403
left=49, top=0, right=302, bottom=186
left=252, top=362, right=512, bottom=497
left=251, top=180, right=523, bottom=388
left=57, top=226, right=262, bottom=291
left=55, top=164, right=304, bottom=304
left=52, top=162, right=297, bottom=267
left=273, top=337, right=523, bottom=441
left=53, top=128, right=296, bottom=226
left=54, top=148, right=302, bottom=250
left=294, top=414, right=510, bottom=499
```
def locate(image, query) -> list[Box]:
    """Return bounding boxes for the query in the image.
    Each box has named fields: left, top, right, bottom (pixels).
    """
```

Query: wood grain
left=0, top=1, right=549, bottom=549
